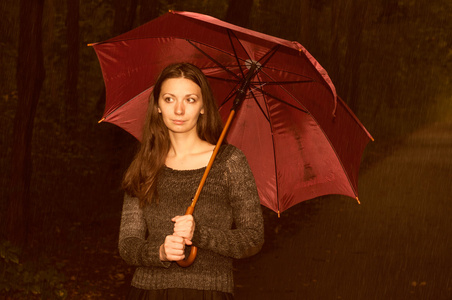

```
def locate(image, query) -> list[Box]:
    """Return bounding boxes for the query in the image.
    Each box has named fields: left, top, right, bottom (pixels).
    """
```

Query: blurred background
left=0, top=0, right=451, bottom=299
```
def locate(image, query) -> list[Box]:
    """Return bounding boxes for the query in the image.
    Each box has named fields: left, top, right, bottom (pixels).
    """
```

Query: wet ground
left=57, top=120, right=451, bottom=299
left=233, top=121, right=452, bottom=299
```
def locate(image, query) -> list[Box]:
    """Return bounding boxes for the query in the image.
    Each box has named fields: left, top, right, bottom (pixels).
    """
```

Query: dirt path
left=234, top=121, right=452, bottom=299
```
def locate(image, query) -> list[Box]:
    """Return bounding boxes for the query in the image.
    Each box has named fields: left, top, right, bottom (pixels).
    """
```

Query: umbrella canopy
left=91, top=11, right=373, bottom=214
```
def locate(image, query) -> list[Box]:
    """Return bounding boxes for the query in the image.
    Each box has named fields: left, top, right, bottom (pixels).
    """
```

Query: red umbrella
left=90, top=10, right=373, bottom=216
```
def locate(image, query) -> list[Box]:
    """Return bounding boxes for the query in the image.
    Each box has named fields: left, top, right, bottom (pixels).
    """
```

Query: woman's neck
left=168, top=131, right=202, bottom=156
left=166, top=132, right=215, bottom=170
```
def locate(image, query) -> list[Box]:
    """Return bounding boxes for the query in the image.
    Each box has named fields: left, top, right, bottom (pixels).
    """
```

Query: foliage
left=0, top=240, right=67, bottom=299
left=0, top=0, right=451, bottom=297
left=165, top=0, right=228, bottom=19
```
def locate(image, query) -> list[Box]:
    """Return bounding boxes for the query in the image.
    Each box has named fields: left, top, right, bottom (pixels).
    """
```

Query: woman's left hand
left=172, top=215, right=195, bottom=245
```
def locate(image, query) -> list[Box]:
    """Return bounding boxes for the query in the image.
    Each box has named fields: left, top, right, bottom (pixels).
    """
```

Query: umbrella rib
left=228, top=30, right=252, bottom=61
left=204, top=75, right=242, bottom=109
left=259, top=82, right=281, bottom=215
left=244, top=43, right=311, bottom=113
left=247, top=75, right=273, bottom=122
left=258, top=67, right=362, bottom=203
left=256, top=67, right=312, bottom=112
left=205, top=76, right=241, bottom=83
left=184, top=38, right=249, bottom=68
left=186, top=38, right=251, bottom=109
left=256, top=79, right=314, bottom=85
left=256, top=63, right=362, bottom=205
left=206, top=76, right=313, bottom=86
left=206, top=74, right=313, bottom=111
left=227, top=30, right=252, bottom=77
left=220, top=89, right=240, bottom=109
left=256, top=45, right=281, bottom=70
left=241, top=71, right=280, bottom=213
left=227, top=31, right=280, bottom=76
left=258, top=46, right=318, bottom=85
left=192, top=36, right=330, bottom=107
left=187, top=40, right=240, bottom=80
left=250, top=85, right=309, bottom=113
left=187, top=38, right=314, bottom=85
left=248, top=88, right=270, bottom=123
left=220, top=37, right=283, bottom=212
left=189, top=36, right=314, bottom=114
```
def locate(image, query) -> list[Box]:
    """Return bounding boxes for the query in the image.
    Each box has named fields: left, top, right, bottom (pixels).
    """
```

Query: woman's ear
left=158, top=107, right=162, bottom=113
left=200, top=107, right=205, bottom=115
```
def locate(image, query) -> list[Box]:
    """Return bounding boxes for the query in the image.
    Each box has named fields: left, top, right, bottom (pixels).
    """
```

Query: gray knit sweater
left=118, top=144, right=264, bottom=294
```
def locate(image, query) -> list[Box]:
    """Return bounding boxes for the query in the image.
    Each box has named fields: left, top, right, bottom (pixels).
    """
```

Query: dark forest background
left=0, top=0, right=451, bottom=298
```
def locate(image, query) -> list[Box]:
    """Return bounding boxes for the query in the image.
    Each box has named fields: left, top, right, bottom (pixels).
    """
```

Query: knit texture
left=119, top=144, right=264, bottom=294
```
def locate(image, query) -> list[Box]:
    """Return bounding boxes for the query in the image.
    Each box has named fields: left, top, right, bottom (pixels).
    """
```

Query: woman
left=119, top=62, right=264, bottom=299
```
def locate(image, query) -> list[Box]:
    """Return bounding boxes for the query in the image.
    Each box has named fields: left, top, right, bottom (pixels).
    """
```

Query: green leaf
left=31, top=284, right=41, bottom=295
left=55, top=288, right=68, bottom=299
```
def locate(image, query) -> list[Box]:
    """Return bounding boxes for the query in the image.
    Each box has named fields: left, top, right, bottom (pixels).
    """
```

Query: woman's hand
left=160, top=235, right=186, bottom=262
left=172, top=215, right=195, bottom=245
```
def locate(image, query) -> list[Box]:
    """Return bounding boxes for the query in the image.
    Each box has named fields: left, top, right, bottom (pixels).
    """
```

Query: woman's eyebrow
left=185, top=93, right=199, bottom=97
left=161, top=92, right=199, bottom=97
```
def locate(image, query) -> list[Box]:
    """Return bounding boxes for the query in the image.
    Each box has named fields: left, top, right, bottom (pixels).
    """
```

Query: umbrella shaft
left=177, top=110, right=236, bottom=268
left=232, top=64, right=257, bottom=110
left=190, top=110, right=236, bottom=208
left=178, top=65, right=256, bottom=268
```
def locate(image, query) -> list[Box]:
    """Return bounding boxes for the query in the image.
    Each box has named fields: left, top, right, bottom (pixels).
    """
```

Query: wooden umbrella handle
left=176, top=205, right=198, bottom=267
left=176, top=63, right=257, bottom=267
left=176, top=111, right=236, bottom=268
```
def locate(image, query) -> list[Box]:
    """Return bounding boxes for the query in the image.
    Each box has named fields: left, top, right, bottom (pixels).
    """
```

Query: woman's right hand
left=159, top=235, right=186, bottom=262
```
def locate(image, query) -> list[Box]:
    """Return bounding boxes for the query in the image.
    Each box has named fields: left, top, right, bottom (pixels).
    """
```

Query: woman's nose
left=174, top=100, right=184, bottom=115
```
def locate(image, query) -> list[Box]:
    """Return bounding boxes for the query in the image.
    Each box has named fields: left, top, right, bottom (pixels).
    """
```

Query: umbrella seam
left=303, top=110, right=360, bottom=199
left=102, top=85, right=153, bottom=121
left=262, top=88, right=280, bottom=213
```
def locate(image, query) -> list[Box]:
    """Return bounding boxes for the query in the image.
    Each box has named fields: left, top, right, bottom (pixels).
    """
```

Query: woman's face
left=158, top=77, right=204, bottom=136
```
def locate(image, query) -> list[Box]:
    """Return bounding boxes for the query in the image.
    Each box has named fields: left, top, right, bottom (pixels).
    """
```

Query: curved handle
left=175, top=109, right=241, bottom=268
left=176, top=244, right=198, bottom=267
left=176, top=205, right=197, bottom=267
left=174, top=68, right=257, bottom=268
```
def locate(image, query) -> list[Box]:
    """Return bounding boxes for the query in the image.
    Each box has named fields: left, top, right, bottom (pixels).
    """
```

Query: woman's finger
left=172, top=215, right=195, bottom=241
left=161, top=235, right=186, bottom=261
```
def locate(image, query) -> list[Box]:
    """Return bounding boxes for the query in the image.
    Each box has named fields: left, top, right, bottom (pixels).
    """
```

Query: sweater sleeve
left=118, top=194, right=170, bottom=268
left=191, top=148, right=264, bottom=259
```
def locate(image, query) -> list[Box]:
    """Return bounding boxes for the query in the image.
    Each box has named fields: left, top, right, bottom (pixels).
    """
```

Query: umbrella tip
left=98, top=117, right=105, bottom=124
left=356, top=197, right=361, bottom=205
left=278, top=211, right=281, bottom=218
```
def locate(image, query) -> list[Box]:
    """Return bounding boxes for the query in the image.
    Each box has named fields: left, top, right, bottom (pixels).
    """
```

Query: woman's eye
left=187, top=98, right=196, bottom=103
left=164, top=97, right=173, bottom=102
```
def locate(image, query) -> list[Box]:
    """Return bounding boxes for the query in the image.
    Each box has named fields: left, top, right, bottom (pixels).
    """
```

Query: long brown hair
left=122, top=63, right=224, bottom=206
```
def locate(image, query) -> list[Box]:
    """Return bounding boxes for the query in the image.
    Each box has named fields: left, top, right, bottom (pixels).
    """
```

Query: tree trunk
left=225, top=0, right=253, bottom=27
left=328, top=0, right=345, bottom=84
left=6, top=0, right=45, bottom=247
left=95, top=0, right=140, bottom=192
left=299, top=0, right=313, bottom=47
left=97, top=0, right=139, bottom=114
left=138, top=0, right=162, bottom=25
left=65, top=0, right=80, bottom=129
left=342, top=2, right=368, bottom=112
left=113, top=0, right=138, bottom=35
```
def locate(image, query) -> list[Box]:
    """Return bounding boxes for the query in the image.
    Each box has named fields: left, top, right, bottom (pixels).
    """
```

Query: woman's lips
left=172, top=119, right=185, bottom=125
